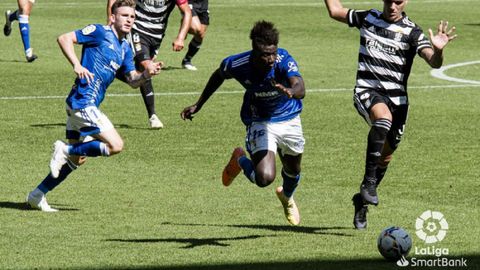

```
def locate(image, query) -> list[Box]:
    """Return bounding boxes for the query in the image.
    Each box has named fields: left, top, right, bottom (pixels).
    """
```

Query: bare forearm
left=429, top=48, right=444, bottom=68
left=57, top=33, right=80, bottom=68
left=106, top=0, right=115, bottom=22
left=178, top=6, right=192, bottom=41
left=421, top=47, right=444, bottom=69
left=290, top=78, right=306, bottom=99
left=196, top=69, right=224, bottom=110
left=126, top=71, right=150, bottom=88
left=324, top=0, right=349, bottom=23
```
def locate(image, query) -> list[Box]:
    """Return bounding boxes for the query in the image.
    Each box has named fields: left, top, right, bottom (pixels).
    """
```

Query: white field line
left=430, top=61, right=480, bottom=85
left=0, top=84, right=478, bottom=101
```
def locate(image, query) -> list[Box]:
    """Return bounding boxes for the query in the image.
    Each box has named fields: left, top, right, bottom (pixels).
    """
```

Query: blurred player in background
left=4, top=0, right=38, bottom=62
left=107, top=0, right=192, bottom=129
left=181, top=0, right=209, bottom=71
left=181, top=21, right=306, bottom=226
left=324, top=0, right=456, bottom=229
left=26, top=0, right=162, bottom=212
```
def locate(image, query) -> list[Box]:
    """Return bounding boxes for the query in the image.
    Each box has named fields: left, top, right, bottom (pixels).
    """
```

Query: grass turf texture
left=0, top=0, right=479, bottom=269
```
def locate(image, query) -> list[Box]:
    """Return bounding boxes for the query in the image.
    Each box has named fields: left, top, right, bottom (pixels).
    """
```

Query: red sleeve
left=176, top=0, right=188, bottom=5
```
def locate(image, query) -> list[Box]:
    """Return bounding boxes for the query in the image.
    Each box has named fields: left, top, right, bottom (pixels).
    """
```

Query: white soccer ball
left=377, top=226, right=412, bottom=261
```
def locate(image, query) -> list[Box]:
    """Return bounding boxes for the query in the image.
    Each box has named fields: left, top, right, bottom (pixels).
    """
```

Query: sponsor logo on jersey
left=288, top=61, right=298, bottom=72
left=254, top=91, right=279, bottom=98
left=143, top=0, right=166, bottom=7
left=110, top=61, right=120, bottom=71
left=366, top=39, right=397, bottom=54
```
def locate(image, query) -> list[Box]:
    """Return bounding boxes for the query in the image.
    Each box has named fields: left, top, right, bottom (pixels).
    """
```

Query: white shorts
left=65, top=106, right=114, bottom=140
left=246, top=115, right=305, bottom=156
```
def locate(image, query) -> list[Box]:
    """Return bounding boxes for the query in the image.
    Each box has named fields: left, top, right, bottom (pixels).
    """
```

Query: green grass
left=0, top=0, right=479, bottom=269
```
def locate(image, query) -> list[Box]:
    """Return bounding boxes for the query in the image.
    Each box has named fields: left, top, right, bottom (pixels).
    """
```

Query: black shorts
left=353, top=89, right=409, bottom=150
left=189, top=0, right=209, bottom=25
left=130, top=29, right=163, bottom=64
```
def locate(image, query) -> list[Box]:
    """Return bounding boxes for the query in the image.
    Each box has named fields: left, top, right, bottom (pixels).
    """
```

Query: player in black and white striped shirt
left=324, top=0, right=456, bottom=229
left=108, top=0, right=192, bottom=129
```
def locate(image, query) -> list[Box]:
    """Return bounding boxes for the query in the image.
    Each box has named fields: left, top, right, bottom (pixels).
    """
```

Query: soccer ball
left=377, top=226, right=412, bottom=261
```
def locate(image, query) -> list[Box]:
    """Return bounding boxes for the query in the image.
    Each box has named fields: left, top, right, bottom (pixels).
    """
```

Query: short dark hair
left=250, top=20, right=279, bottom=49
left=111, top=0, right=136, bottom=15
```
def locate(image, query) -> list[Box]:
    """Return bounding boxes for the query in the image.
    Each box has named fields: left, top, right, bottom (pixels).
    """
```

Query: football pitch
left=0, top=0, right=479, bottom=269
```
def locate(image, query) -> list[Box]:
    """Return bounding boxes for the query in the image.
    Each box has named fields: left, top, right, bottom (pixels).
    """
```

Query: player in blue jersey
left=4, top=0, right=37, bottom=62
left=26, top=0, right=162, bottom=212
left=181, top=21, right=306, bottom=225
left=324, top=0, right=456, bottom=229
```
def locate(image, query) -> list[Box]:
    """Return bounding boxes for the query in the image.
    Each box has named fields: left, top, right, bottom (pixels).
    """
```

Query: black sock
left=9, top=10, right=19, bottom=21
left=364, top=118, right=391, bottom=182
left=140, top=80, right=156, bottom=117
left=184, top=38, right=202, bottom=62
left=376, top=166, right=388, bottom=187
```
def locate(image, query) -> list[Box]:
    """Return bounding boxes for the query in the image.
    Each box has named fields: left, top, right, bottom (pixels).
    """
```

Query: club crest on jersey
left=394, top=32, right=403, bottom=42
left=82, top=25, right=96, bottom=35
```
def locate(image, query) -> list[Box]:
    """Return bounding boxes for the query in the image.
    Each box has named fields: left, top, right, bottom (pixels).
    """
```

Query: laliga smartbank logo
left=396, top=210, right=467, bottom=268
left=415, top=210, right=448, bottom=244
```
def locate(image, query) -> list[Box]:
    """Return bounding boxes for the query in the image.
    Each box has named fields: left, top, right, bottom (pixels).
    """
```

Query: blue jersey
left=219, top=48, right=303, bottom=126
left=66, top=24, right=136, bottom=110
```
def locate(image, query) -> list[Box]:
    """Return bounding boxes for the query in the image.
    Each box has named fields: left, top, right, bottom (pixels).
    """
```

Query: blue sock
left=282, top=170, right=300, bottom=198
left=18, top=15, right=31, bottom=54
left=9, top=10, right=18, bottom=21
left=68, top=140, right=110, bottom=157
left=38, top=161, right=76, bottom=194
left=238, top=156, right=255, bottom=183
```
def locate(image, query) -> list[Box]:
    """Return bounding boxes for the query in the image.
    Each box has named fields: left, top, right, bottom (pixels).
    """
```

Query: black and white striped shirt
left=348, top=9, right=432, bottom=105
left=133, top=0, right=187, bottom=40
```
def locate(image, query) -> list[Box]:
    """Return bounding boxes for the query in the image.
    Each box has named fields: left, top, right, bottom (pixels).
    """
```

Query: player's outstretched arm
left=273, top=76, right=305, bottom=99
left=125, top=60, right=163, bottom=88
left=181, top=68, right=225, bottom=121
left=324, top=0, right=349, bottom=24
left=420, top=20, right=457, bottom=68
left=106, top=0, right=116, bottom=24
left=172, top=2, right=192, bottom=51
left=57, top=32, right=94, bottom=84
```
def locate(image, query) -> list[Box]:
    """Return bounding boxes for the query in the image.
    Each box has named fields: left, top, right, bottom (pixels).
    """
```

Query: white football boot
left=149, top=114, right=164, bottom=129
left=50, top=140, right=68, bottom=178
left=27, top=189, right=58, bottom=212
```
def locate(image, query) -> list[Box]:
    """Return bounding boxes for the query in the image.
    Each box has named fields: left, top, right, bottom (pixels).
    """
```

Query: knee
left=108, top=140, right=124, bottom=155
left=255, top=171, right=275, bottom=187
left=379, top=154, right=393, bottom=167
left=69, top=156, right=87, bottom=166
left=196, top=31, right=206, bottom=41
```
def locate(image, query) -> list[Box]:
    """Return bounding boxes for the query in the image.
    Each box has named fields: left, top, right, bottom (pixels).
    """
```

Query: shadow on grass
left=161, top=65, right=183, bottom=71
left=160, top=222, right=353, bottom=236
left=75, top=255, right=480, bottom=270
left=0, top=59, right=25, bottom=63
left=106, top=234, right=273, bottom=249
left=0, top=201, right=80, bottom=211
left=30, top=123, right=65, bottom=128
left=30, top=123, right=156, bottom=131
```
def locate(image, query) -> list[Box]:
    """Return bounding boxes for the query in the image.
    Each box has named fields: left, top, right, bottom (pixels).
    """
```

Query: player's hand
left=145, top=58, right=163, bottom=78
left=428, top=20, right=457, bottom=50
left=74, top=63, right=94, bottom=84
left=270, top=78, right=294, bottom=98
left=172, top=38, right=185, bottom=51
left=180, top=104, right=198, bottom=121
